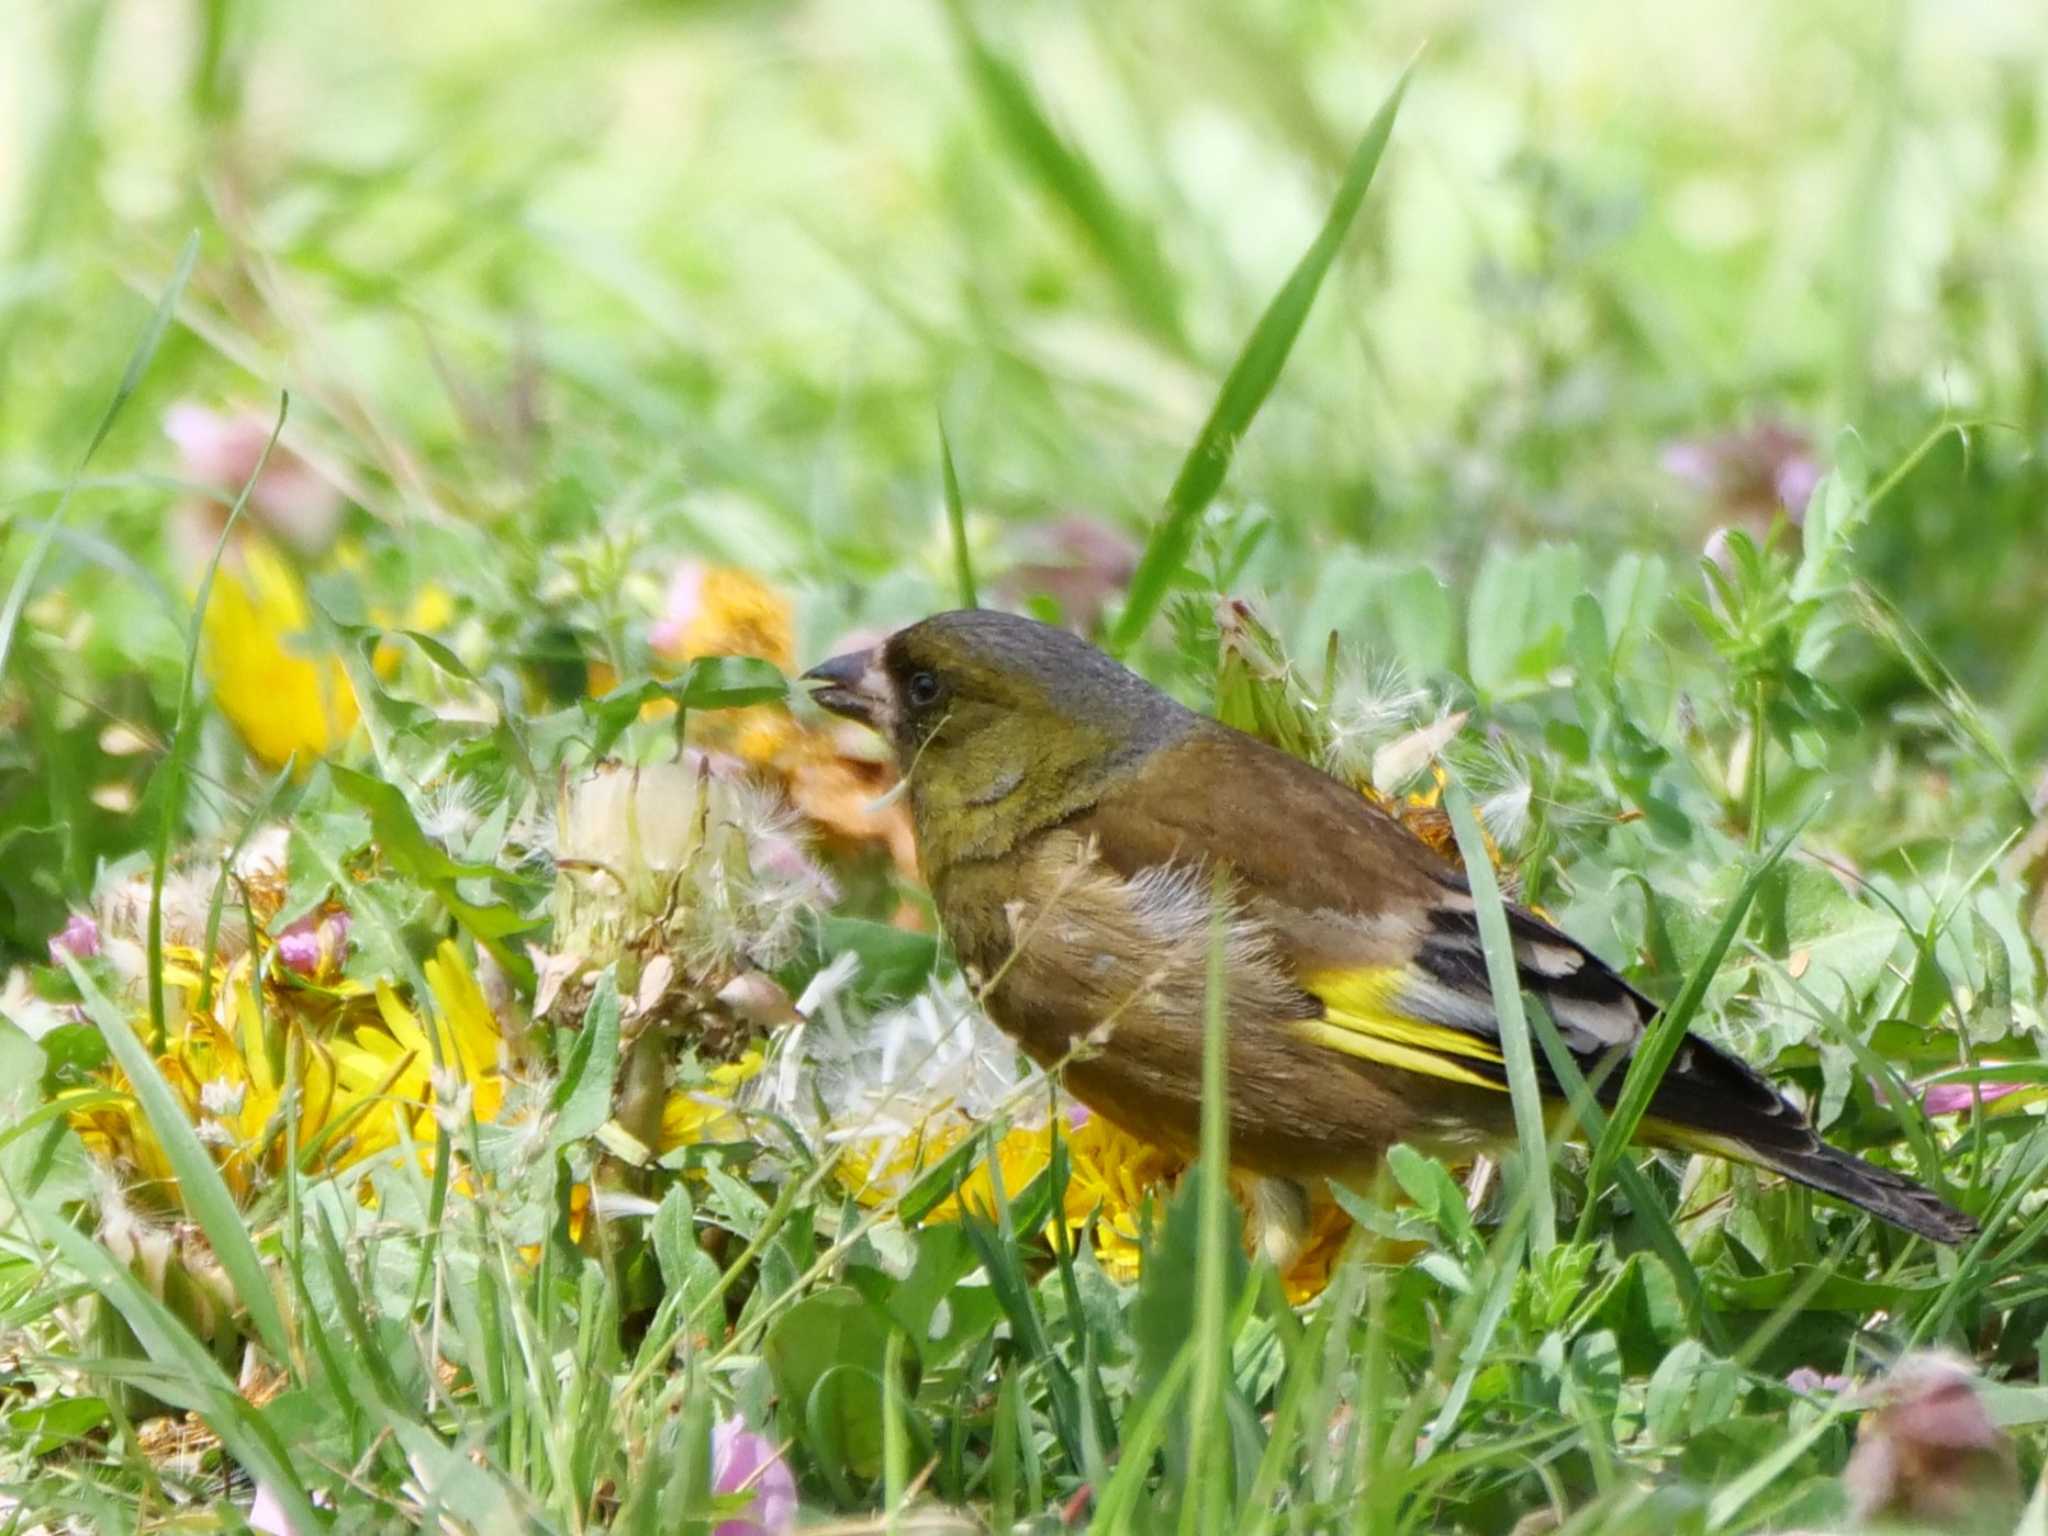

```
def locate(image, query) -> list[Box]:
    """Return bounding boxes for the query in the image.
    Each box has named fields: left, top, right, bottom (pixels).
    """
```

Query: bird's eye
left=906, top=670, right=942, bottom=708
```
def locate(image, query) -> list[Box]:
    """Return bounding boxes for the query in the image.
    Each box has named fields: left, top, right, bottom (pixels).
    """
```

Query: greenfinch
left=805, top=610, right=1974, bottom=1251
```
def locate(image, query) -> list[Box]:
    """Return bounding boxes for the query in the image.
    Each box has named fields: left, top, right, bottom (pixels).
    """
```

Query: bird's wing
left=1072, top=725, right=1659, bottom=1099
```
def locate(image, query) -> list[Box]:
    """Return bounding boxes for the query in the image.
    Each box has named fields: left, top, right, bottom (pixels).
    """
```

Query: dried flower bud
left=47, top=912, right=101, bottom=966
left=275, top=910, right=351, bottom=977
left=710, top=1415, right=798, bottom=1535
left=165, top=402, right=346, bottom=557
left=1842, top=1351, right=2019, bottom=1533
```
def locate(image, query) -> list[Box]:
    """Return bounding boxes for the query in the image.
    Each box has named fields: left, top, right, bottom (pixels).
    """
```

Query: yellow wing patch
left=1639, top=1117, right=1763, bottom=1168
left=1298, top=967, right=1507, bottom=1092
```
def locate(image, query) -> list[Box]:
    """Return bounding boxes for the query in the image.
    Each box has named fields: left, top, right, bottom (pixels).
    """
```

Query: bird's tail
left=1744, top=1138, right=1978, bottom=1246
left=1641, top=1035, right=1978, bottom=1246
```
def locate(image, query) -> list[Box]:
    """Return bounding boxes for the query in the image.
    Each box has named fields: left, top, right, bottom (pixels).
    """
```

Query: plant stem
left=1746, top=682, right=1769, bottom=853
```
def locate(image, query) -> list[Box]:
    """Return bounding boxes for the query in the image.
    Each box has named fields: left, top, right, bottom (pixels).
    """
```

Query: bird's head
left=803, top=609, right=1191, bottom=861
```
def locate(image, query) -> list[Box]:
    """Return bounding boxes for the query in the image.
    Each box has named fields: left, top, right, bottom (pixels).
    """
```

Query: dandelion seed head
left=199, top=1079, right=247, bottom=1119
left=430, top=1069, right=475, bottom=1134
left=1479, top=778, right=1534, bottom=852
left=416, top=777, right=489, bottom=850
left=1322, top=656, right=1430, bottom=781
left=552, top=759, right=833, bottom=982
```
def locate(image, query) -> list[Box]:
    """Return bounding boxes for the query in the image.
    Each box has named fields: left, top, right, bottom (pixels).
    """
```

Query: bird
left=803, top=608, right=1976, bottom=1256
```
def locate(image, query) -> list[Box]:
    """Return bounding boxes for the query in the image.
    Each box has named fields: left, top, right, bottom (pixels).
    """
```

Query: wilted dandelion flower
left=1321, top=658, right=1432, bottom=787
left=413, top=775, right=490, bottom=851
left=820, top=981, right=1357, bottom=1294
left=550, top=758, right=830, bottom=987
left=1478, top=777, right=1535, bottom=853
left=92, top=827, right=293, bottom=1001
left=793, top=974, right=1024, bottom=1131
left=635, top=560, right=920, bottom=877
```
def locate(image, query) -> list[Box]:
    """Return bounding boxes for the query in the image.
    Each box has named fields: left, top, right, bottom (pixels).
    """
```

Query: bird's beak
left=802, top=647, right=888, bottom=730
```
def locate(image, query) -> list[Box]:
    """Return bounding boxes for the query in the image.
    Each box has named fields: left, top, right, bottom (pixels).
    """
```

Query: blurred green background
left=4, top=0, right=2047, bottom=930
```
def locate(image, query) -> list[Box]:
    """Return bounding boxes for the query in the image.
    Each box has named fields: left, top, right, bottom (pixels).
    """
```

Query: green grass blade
left=938, top=414, right=978, bottom=610
left=147, top=391, right=287, bottom=1049
left=882, top=1326, right=909, bottom=1532
left=196, top=759, right=298, bottom=1015
left=1525, top=1000, right=1727, bottom=1352
left=1088, top=1339, right=1196, bottom=1532
left=27, top=1211, right=322, bottom=1533
left=1704, top=1405, right=1841, bottom=1531
left=0, top=231, right=199, bottom=688
left=1583, top=811, right=1816, bottom=1214
left=1232, top=1268, right=1344, bottom=1535
left=1444, top=780, right=1555, bottom=1252
left=1418, top=1212, right=1529, bottom=1459
left=941, top=0, right=1184, bottom=350
left=1182, top=872, right=1235, bottom=1535
left=61, top=955, right=293, bottom=1364
left=1110, top=60, right=1414, bottom=653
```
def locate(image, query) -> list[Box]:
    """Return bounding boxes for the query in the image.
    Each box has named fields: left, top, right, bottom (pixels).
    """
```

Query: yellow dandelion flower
left=658, top=1048, right=767, bottom=1153
left=642, top=564, right=799, bottom=761
left=202, top=540, right=358, bottom=769
left=835, top=1109, right=1182, bottom=1284
left=835, top=1105, right=1366, bottom=1297
left=650, top=563, right=794, bottom=671
left=370, top=582, right=459, bottom=679
left=71, top=957, right=341, bottom=1206
left=72, top=939, right=508, bottom=1213
left=1059, top=1114, right=1184, bottom=1281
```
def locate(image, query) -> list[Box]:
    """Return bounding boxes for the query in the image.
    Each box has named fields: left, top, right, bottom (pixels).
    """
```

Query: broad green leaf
left=330, top=763, right=498, bottom=884
left=328, top=761, right=539, bottom=984
left=549, top=967, right=620, bottom=1147
left=1296, top=553, right=1457, bottom=676
left=764, top=1285, right=906, bottom=1478
left=583, top=655, right=789, bottom=757
left=1465, top=543, right=1585, bottom=697
left=653, top=1183, right=724, bottom=1316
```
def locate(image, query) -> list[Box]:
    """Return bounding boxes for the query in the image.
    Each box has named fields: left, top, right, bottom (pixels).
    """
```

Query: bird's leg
left=1248, top=1176, right=1313, bottom=1274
